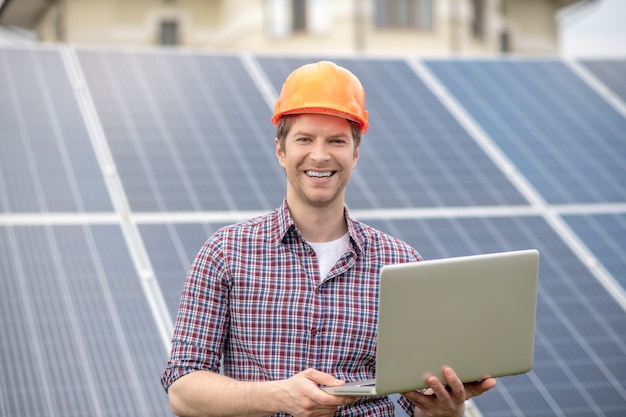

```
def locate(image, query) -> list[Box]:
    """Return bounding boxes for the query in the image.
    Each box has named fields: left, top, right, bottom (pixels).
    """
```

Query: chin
left=306, top=194, right=342, bottom=208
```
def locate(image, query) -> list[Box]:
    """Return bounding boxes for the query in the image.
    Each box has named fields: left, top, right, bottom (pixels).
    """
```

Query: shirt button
left=310, top=327, right=318, bottom=336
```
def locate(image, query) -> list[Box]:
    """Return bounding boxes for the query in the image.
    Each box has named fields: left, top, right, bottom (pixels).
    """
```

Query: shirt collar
left=345, top=206, right=365, bottom=256
left=274, top=199, right=296, bottom=244
left=274, top=199, right=364, bottom=256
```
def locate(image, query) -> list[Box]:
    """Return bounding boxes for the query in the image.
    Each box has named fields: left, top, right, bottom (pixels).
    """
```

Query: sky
left=559, top=0, right=626, bottom=57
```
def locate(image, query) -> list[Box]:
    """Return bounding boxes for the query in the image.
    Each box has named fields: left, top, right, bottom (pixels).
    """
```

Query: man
left=161, top=61, right=496, bottom=416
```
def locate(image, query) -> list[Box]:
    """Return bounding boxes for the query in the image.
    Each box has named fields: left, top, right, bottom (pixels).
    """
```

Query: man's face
left=275, top=113, right=359, bottom=210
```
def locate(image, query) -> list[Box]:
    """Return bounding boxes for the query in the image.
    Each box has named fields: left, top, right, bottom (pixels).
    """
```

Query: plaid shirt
left=162, top=200, right=422, bottom=416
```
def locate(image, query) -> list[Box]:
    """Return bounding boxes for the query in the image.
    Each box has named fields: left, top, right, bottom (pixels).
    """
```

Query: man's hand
left=402, top=367, right=497, bottom=417
left=168, top=369, right=357, bottom=417
left=279, top=368, right=358, bottom=417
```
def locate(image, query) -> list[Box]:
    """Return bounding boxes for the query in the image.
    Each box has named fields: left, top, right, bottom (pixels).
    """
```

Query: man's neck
left=287, top=199, right=348, bottom=243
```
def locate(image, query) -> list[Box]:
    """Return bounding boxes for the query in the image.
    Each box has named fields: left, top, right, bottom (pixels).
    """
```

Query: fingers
left=441, top=368, right=465, bottom=398
left=301, top=368, right=346, bottom=387
left=298, top=368, right=359, bottom=404
left=403, top=367, right=495, bottom=417
left=425, top=370, right=462, bottom=407
left=464, top=377, right=497, bottom=399
left=300, top=369, right=360, bottom=404
left=283, top=370, right=356, bottom=416
left=438, top=367, right=497, bottom=400
left=404, top=380, right=464, bottom=417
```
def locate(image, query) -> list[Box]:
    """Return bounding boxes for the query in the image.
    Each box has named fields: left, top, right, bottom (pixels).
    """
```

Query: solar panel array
left=1, top=45, right=625, bottom=417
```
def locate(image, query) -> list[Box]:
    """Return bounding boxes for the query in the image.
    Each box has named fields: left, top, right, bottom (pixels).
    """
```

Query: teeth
left=306, top=171, right=332, bottom=177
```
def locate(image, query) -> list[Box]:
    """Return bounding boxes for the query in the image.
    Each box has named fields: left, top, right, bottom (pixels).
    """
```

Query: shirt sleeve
left=394, top=393, right=415, bottom=416
left=161, top=235, right=231, bottom=391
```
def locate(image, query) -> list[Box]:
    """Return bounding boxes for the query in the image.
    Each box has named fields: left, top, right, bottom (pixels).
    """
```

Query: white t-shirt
left=307, top=233, right=350, bottom=281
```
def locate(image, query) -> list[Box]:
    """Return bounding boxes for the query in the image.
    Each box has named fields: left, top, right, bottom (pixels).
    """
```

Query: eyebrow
left=291, top=130, right=351, bottom=139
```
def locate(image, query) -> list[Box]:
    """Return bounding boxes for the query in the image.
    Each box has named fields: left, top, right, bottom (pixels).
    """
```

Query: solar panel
left=0, top=224, right=170, bottom=416
left=76, top=49, right=285, bottom=212
left=581, top=59, right=626, bottom=103
left=424, top=59, right=626, bottom=205
left=1, top=45, right=624, bottom=417
left=563, top=213, right=626, bottom=288
left=0, top=48, right=112, bottom=212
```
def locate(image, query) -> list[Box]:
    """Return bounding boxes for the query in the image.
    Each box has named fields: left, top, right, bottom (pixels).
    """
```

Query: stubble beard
left=287, top=171, right=347, bottom=209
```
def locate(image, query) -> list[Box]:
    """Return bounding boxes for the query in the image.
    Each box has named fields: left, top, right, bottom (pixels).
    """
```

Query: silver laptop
left=322, top=249, right=539, bottom=396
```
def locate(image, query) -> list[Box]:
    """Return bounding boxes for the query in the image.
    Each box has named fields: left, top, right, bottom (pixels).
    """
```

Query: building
left=0, top=0, right=594, bottom=55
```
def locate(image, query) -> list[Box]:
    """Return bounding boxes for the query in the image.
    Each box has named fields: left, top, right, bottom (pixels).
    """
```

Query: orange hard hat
left=271, top=61, right=369, bottom=134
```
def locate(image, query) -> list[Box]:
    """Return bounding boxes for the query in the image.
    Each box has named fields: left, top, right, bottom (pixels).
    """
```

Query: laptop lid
left=323, top=249, right=539, bottom=396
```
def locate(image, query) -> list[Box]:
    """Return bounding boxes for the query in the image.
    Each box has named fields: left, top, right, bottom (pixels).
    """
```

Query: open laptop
left=321, top=249, right=539, bottom=396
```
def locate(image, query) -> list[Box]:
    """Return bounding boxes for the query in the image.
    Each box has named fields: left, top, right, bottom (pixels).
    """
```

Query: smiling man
left=161, top=61, right=495, bottom=417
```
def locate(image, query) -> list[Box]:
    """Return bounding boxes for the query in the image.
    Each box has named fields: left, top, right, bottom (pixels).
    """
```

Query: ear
left=275, top=138, right=286, bottom=168
left=352, top=146, right=359, bottom=168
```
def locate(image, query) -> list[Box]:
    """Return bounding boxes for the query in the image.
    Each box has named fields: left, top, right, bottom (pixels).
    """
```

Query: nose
left=309, top=141, right=331, bottom=162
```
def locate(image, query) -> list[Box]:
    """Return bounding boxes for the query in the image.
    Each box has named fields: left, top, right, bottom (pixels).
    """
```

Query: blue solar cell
left=0, top=48, right=112, bottom=212
left=424, top=59, right=626, bottom=205
left=0, top=224, right=170, bottom=416
left=562, top=214, right=626, bottom=288
left=581, top=59, right=626, bottom=104
left=77, top=50, right=285, bottom=212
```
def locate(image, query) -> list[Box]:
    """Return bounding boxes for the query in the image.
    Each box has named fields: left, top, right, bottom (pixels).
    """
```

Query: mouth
left=305, top=170, right=335, bottom=178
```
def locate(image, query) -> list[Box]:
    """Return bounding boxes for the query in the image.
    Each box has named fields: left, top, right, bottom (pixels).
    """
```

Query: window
left=160, top=20, right=178, bottom=45
left=292, top=0, right=307, bottom=32
left=375, top=0, right=433, bottom=30
left=472, top=0, right=485, bottom=39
